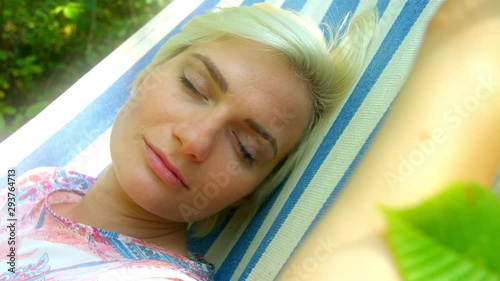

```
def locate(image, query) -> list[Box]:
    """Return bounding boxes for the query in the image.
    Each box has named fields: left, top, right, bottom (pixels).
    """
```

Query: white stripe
left=301, top=0, right=335, bottom=23
left=217, top=0, right=245, bottom=8
left=210, top=0, right=385, bottom=278
left=201, top=0, right=329, bottom=271
left=64, top=128, right=112, bottom=177
left=265, top=0, right=287, bottom=7
left=240, top=0, right=403, bottom=278
left=244, top=1, right=443, bottom=279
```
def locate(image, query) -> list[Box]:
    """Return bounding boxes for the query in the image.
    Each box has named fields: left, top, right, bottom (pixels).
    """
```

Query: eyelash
left=179, top=75, right=207, bottom=101
left=233, top=132, right=255, bottom=166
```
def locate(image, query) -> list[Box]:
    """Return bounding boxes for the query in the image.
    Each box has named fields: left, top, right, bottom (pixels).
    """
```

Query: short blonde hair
left=134, top=4, right=377, bottom=236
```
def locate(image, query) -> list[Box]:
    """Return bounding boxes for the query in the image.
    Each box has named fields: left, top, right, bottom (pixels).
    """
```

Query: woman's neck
left=52, top=166, right=189, bottom=257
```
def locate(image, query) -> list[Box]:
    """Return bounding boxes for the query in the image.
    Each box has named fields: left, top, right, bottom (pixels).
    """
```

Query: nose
left=173, top=114, right=221, bottom=162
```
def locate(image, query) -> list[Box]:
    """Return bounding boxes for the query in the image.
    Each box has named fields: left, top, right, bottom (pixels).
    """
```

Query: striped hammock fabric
left=0, top=0, right=444, bottom=280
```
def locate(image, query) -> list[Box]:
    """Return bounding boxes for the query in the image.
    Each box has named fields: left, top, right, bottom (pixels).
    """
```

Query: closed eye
left=179, top=75, right=208, bottom=101
left=232, top=131, right=255, bottom=165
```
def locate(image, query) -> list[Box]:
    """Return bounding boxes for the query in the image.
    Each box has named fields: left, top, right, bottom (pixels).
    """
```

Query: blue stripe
left=377, top=0, right=390, bottom=17
left=241, top=0, right=265, bottom=6
left=312, top=0, right=429, bottom=224
left=187, top=209, right=236, bottom=256
left=0, top=0, right=220, bottom=185
left=275, top=91, right=393, bottom=278
left=214, top=181, right=287, bottom=280
left=281, top=0, right=306, bottom=11
left=313, top=96, right=395, bottom=230
left=215, top=1, right=361, bottom=279
left=237, top=0, right=429, bottom=278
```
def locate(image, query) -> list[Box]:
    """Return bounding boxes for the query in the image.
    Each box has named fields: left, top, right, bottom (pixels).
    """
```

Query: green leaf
left=383, top=182, right=500, bottom=281
left=51, top=6, right=64, bottom=15
left=63, top=8, right=80, bottom=19
left=0, top=50, right=9, bottom=61
left=0, top=77, right=9, bottom=90
left=0, top=104, right=17, bottom=116
left=52, top=2, right=85, bottom=20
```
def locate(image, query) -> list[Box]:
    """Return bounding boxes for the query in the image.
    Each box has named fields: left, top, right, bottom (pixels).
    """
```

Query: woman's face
left=110, top=38, right=311, bottom=222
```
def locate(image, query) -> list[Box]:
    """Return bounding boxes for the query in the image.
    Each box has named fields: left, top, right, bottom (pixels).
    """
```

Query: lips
left=144, top=140, right=189, bottom=189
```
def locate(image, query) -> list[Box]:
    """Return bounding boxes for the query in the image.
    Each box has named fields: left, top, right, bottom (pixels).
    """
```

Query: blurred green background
left=0, top=0, right=171, bottom=141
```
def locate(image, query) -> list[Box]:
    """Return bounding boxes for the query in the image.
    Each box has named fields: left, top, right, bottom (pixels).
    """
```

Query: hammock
left=0, top=0, right=444, bottom=279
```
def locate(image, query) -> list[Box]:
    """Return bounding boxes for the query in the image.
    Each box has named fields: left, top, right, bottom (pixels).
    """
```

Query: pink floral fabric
left=0, top=168, right=214, bottom=280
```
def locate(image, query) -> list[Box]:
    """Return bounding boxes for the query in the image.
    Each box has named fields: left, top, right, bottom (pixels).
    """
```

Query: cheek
left=202, top=164, right=253, bottom=199
left=108, top=89, right=165, bottom=186
left=110, top=107, right=133, bottom=160
left=109, top=102, right=146, bottom=163
left=206, top=162, right=270, bottom=202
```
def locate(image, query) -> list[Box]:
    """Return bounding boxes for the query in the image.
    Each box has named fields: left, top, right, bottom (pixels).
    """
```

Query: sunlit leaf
left=51, top=2, right=84, bottom=19
left=51, top=6, right=65, bottom=15
left=63, top=2, right=85, bottom=19
left=383, top=182, right=500, bottom=281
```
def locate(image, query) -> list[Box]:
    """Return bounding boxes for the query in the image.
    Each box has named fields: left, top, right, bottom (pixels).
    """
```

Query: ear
left=231, top=194, right=251, bottom=207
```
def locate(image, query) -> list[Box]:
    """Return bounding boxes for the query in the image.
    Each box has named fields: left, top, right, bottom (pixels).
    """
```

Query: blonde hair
left=134, top=4, right=377, bottom=236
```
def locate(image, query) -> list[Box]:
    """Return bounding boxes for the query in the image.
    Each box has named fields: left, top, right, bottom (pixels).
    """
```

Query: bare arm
left=279, top=0, right=500, bottom=279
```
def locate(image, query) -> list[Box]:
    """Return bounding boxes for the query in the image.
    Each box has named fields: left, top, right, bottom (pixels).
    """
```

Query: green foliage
left=0, top=0, right=170, bottom=140
left=52, top=2, right=85, bottom=19
left=383, top=182, right=500, bottom=281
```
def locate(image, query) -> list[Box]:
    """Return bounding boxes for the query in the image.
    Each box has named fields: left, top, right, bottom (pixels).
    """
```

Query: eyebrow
left=245, top=119, right=278, bottom=158
left=190, top=53, right=278, bottom=158
left=190, top=53, right=228, bottom=93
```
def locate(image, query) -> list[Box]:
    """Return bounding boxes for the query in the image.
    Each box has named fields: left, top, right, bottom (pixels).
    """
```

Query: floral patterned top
left=0, top=167, right=214, bottom=281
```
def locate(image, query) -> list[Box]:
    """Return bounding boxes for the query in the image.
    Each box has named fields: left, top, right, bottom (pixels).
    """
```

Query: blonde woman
left=0, top=4, right=375, bottom=280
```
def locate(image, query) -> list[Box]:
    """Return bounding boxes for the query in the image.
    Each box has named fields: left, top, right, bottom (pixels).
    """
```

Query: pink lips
left=144, top=140, right=188, bottom=190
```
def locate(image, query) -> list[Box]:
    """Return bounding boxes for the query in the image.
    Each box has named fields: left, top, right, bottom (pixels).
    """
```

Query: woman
left=0, top=3, right=375, bottom=280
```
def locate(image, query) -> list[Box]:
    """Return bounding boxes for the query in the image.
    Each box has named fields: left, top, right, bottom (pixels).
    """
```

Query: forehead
left=182, top=38, right=312, bottom=157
